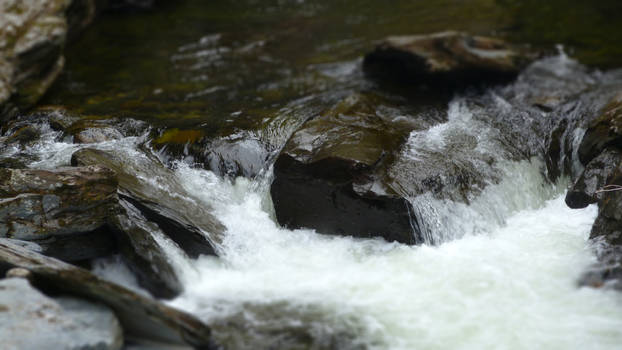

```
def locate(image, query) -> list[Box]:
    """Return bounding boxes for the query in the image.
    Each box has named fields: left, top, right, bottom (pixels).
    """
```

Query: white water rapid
left=6, top=54, right=622, bottom=350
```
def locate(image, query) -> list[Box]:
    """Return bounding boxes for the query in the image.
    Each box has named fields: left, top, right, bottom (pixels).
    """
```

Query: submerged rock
left=578, top=94, right=622, bottom=165
left=71, top=148, right=223, bottom=257
left=0, top=277, right=123, bottom=350
left=0, top=238, right=218, bottom=349
left=0, top=166, right=118, bottom=240
left=271, top=93, right=419, bottom=244
left=363, top=31, right=533, bottom=87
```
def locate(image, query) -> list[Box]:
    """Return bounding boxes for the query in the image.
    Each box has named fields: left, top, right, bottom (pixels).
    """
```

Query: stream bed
left=4, top=0, right=622, bottom=349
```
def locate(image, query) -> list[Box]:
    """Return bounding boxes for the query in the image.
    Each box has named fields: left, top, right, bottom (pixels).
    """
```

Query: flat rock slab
left=0, top=166, right=118, bottom=240
left=0, top=277, right=123, bottom=350
left=71, top=148, right=222, bottom=258
left=0, top=238, right=218, bottom=349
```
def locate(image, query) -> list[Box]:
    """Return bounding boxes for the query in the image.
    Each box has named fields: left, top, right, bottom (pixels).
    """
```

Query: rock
left=0, top=0, right=69, bottom=122
left=271, top=93, right=420, bottom=244
left=108, top=198, right=183, bottom=299
left=71, top=148, right=223, bottom=257
left=0, top=166, right=118, bottom=240
left=578, top=94, right=622, bottom=165
left=588, top=164, right=622, bottom=246
left=35, top=227, right=117, bottom=262
left=0, top=238, right=218, bottom=349
left=5, top=125, right=41, bottom=145
left=5, top=267, right=32, bottom=279
left=152, top=128, right=270, bottom=178
left=363, top=31, right=533, bottom=87
left=578, top=243, right=622, bottom=291
left=73, top=125, right=124, bottom=143
left=565, top=148, right=622, bottom=209
left=66, top=119, right=125, bottom=144
left=201, top=137, right=270, bottom=178
left=0, top=277, right=123, bottom=350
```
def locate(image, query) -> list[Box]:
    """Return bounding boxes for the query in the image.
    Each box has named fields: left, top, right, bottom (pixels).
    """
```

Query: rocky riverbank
left=2, top=0, right=622, bottom=348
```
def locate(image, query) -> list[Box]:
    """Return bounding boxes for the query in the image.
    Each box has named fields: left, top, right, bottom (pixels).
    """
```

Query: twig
left=595, top=185, right=622, bottom=193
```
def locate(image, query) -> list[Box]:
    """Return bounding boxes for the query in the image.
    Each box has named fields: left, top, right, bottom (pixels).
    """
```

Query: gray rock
left=565, top=148, right=622, bottom=209
left=0, top=166, right=118, bottom=240
left=0, top=0, right=69, bottom=122
left=71, top=148, right=223, bottom=258
left=108, top=198, right=183, bottom=299
left=0, top=277, right=123, bottom=350
left=0, top=238, right=218, bottom=349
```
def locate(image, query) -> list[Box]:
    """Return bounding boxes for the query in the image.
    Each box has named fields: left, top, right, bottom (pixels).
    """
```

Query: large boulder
left=363, top=31, right=534, bottom=87
left=577, top=94, right=622, bottom=166
left=71, top=147, right=223, bottom=257
left=0, top=276, right=123, bottom=350
left=0, top=166, right=118, bottom=240
left=271, top=93, right=420, bottom=244
left=0, top=238, right=218, bottom=349
left=0, top=0, right=69, bottom=123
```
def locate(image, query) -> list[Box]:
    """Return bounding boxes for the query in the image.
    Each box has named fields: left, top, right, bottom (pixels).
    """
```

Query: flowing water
left=4, top=0, right=622, bottom=348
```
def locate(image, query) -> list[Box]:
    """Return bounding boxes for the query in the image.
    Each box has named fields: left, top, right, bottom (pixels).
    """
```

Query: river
left=7, top=0, right=622, bottom=348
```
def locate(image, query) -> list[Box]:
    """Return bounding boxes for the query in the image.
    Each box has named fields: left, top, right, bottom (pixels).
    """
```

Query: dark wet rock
left=588, top=164, right=622, bottom=247
left=36, top=226, right=117, bottom=262
left=0, top=277, right=124, bottom=350
left=271, top=93, right=419, bottom=244
left=578, top=94, right=622, bottom=166
left=108, top=198, right=183, bottom=299
left=0, top=158, right=28, bottom=169
left=545, top=118, right=569, bottom=182
left=0, top=166, right=118, bottom=240
left=71, top=148, right=223, bottom=257
left=0, top=238, right=218, bottom=349
left=5, top=125, right=41, bottom=145
left=565, top=148, right=622, bottom=209
left=363, top=31, right=534, bottom=87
